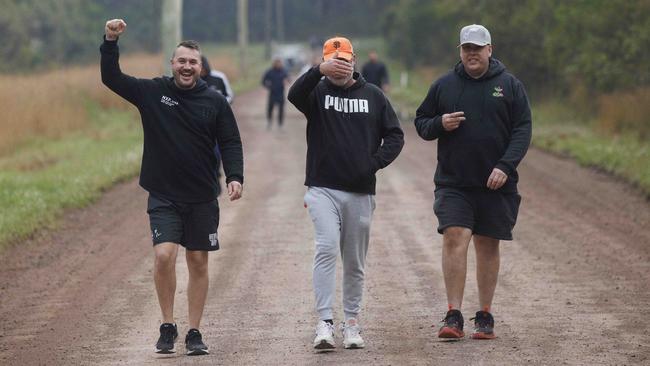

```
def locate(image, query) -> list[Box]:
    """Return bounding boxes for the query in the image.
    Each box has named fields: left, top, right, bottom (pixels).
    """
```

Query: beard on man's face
left=328, top=75, right=352, bottom=87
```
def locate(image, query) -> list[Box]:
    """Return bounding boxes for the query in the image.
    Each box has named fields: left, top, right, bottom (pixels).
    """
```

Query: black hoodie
left=414, top=58, right=531, bottom=193
left=288, top=66, right=404, bottom=194
left=100, top=38, right=243, bottom=203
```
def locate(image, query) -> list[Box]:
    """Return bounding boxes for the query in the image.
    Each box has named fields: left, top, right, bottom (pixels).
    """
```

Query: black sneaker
left=438, top=309, right=465, bottom=339
left=470, top=311, right=496, bottom=339
left=155, top=323, right=178, bottom=354
left=185, top=328, right=209, bottom=356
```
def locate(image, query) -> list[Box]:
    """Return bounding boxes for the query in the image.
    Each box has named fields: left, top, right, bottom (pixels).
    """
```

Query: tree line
left=0, top=0, right=391, bottom=73
left=3, top=0, right=646, bottom=98
left=383, top=0, right=650, bottom=96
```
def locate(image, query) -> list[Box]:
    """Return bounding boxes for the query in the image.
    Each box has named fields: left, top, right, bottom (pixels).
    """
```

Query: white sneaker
left=313, top=320, right=335, bottom=350
left=341, top=318, right=365, bottom=349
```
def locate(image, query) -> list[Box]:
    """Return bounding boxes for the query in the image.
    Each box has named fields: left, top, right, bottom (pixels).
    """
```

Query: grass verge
left=533, top=101, right=650, bottom=196
left=0, top=102, right=142, bottom=249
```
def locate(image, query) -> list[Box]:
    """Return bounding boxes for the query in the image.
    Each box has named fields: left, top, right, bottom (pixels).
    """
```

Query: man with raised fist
left=101, top=19, right=244, bottom=356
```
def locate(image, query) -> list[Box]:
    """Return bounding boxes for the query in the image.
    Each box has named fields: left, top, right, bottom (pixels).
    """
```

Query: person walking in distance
left=101, top=19, right=244, bottom=355
left=414, top=24, right=532, bottom=340
left=262, top=58, right=289, bottom=130
left=288, top=37, right=404, bottom=350
left=361, top=51, right=389, bottom=92
left=200, top=55, right=234, bottom=104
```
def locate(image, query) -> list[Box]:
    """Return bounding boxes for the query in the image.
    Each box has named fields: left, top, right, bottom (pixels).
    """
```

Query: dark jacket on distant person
left=100, top=37, right=244, bottom=203
left=361, top=61, right=389, bottom=89
left=262, top=67, right=289, bottom=101
left=288, top=66, right=404, bottom=195
left=414, top=58, right=531, bottom=193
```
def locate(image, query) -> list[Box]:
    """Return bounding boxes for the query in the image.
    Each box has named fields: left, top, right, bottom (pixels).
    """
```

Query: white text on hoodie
left=324, top=95, right=369, bottom=113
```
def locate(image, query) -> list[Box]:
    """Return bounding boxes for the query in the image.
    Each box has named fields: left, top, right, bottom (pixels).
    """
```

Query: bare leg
left=186, top=249, right=209, bottom=330
left=441, top=227, right=473, bottom=310
left=154, top=243, right=179, bottom=323
left=473, top=235, right=500, bottom=312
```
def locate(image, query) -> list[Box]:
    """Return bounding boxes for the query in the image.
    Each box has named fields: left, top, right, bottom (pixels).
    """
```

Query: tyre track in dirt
left=1, top=87, right=648, bottom=365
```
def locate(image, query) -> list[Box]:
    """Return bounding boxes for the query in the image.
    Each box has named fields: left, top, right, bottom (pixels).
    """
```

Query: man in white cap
left=414, top=24, right=532, bottom=340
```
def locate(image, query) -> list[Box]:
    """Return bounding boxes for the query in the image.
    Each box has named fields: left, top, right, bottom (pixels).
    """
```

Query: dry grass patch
left=0, top=53, right=161, bottom=156
left=598, top=87, right=650, bottom=140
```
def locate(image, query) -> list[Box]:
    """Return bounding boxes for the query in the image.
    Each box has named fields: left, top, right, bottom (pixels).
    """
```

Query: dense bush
left=383, top=0, right=650, bottom=96
left=0, top=0, right=393, bottom=73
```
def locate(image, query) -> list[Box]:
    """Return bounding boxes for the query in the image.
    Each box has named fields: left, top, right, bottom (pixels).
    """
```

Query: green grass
left=0, top=103, right=142, bottom=249
left=533, top=101, right=650, bottom=196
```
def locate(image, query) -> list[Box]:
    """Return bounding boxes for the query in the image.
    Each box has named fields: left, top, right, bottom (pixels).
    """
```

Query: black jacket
left=100, top=38, right=243, bottom=203
left=262, top=67, right=289, bottom=101
left=288, top=66, right=404, bottom=194
left=361, top=61, right=389, bottom=88
left=414, top=58, right=531, bottom=192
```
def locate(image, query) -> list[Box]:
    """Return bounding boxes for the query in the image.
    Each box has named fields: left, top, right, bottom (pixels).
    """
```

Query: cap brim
left=323, top=51, right=354, bottom=61
left=458, top=41, right=490, bottom=47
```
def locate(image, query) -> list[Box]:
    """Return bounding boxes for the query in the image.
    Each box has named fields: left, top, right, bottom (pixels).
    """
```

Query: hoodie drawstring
left=454, top=79, right=466, bottom=113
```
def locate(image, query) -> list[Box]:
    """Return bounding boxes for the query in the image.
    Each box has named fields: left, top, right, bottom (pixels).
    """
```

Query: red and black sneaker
left=470, top=310, right=496, bottom=339
left=437, top=309, right=465, bottom=339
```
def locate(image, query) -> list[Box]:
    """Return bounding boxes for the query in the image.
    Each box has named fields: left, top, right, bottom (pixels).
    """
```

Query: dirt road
left=1, top=88, right=648, bottom=365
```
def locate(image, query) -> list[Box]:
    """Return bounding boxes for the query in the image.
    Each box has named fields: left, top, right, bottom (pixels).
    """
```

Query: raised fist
left=105, top=19, right=127, bottom=41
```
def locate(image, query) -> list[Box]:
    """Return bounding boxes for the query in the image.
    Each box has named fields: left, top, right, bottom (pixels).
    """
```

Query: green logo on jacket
left=492, top=86, right=504, bottom=97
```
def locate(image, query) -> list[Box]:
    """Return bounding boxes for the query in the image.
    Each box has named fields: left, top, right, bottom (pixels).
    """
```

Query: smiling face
left=170, top=46, right=202, bottom=89
left=460, top=43, right=492, bottom=79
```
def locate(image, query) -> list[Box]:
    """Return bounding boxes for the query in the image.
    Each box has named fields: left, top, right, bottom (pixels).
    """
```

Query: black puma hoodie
left=414, top=58, right=531, bottom=192
left=288, top=66, right=404, bottom=194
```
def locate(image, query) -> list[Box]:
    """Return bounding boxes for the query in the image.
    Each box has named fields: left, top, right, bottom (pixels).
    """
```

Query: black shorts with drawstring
left=433, top=186, right=521, bottom=241
left=147, top=193, right=220, bottom=251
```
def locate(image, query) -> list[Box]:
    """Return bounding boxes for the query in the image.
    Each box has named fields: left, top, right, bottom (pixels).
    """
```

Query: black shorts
left=147, top=193, right=220, bottom=251
left=433, top=186, right=521, bottom=241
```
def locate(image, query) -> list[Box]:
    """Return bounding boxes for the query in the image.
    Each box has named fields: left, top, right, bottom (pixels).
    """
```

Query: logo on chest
left=160, top=95, right=179, bottom=106
left=491, top=86, right=504, bottom=97
left=324, top=95, right=369, bottom=113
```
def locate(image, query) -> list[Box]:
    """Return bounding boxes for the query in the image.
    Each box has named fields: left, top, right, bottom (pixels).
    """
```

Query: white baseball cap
left=459, top=24, right=491, bottom=46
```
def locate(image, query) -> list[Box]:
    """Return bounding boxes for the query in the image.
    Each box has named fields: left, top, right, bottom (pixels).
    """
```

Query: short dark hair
left=173, top=40, right=201, bottom=58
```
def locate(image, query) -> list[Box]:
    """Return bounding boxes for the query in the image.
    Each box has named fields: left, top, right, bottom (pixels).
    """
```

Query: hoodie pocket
left=442, top=137, right=502, bottom=186
left=330, top=146, right=374, bottom=187
left=355, top=150, right=376, bottom=180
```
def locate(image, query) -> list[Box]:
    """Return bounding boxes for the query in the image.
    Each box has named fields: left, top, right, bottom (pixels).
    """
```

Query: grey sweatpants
left=304, top=186, right=376, bottom=321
